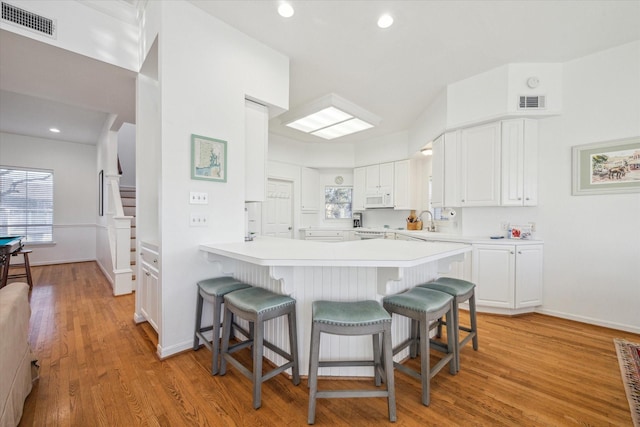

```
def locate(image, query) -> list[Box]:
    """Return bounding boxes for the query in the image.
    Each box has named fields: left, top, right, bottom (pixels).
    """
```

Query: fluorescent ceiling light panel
left=286, top=107, right=353, bottom=133
left=280, top=93, right=381, bottom=140
left=311, top=118, right=374, bottom=140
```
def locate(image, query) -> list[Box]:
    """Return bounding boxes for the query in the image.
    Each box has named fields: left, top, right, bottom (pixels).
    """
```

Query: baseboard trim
left=536, top=308, right=640, bottom=334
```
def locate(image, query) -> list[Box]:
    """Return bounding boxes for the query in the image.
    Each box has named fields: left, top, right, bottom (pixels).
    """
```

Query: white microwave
left=364, top=193, right=393, bottom=208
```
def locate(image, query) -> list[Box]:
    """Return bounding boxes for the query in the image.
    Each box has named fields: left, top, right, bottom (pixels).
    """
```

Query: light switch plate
left=190, top=213, right=208, bottom=227
left=190, top=192, right=208, bottom=204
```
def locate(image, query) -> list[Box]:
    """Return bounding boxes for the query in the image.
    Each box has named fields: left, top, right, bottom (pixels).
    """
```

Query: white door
left=263, top=179, right=294, bottom=238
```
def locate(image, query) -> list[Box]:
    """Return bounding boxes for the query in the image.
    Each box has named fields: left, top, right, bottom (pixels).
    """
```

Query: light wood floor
left=16, top=262, right=639, bottom=426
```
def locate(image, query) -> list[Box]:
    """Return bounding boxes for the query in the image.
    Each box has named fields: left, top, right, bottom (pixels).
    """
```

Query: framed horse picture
left=572, top=136, right=640, bottom=195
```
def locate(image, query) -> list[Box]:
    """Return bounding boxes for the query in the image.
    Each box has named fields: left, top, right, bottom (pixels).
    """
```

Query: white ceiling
left=0, top=27, right=136, bottom=145
left=1, top=0, right=639, bottom=146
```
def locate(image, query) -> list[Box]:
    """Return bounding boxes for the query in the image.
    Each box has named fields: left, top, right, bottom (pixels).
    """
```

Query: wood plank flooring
left=16, top=262, right=639, bottom=426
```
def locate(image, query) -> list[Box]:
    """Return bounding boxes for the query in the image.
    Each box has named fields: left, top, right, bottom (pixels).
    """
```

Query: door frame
left=263, top=177, right=296, bottom=239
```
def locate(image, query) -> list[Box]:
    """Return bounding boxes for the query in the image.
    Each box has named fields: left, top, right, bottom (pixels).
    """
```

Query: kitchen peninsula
left=199, top=237, right=470, bottom=376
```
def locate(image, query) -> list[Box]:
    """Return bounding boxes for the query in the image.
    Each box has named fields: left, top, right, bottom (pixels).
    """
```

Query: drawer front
left=140, top=246, right=160, bottom=268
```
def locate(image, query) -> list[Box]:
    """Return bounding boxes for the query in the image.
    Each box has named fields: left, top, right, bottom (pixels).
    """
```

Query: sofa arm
left=0, top=282, right=33, bottom=427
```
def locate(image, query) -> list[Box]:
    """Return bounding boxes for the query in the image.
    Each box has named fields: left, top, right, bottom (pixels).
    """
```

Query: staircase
left=120, top=186, right=136, bottom=286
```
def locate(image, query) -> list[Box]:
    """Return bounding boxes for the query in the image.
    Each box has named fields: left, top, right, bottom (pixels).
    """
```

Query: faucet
left=418, top=210, right=436, bottom=232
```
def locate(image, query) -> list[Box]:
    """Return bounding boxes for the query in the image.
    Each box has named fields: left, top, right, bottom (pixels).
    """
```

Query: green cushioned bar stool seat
left=219, top=286, right=300, bottom=409
left=417, top=277, right=478, bottom=373
left=307, top=300, right=396, bottom=425
left=382, top=287, right=456, bottom=406
left=193, top=277, right=252, bottom=375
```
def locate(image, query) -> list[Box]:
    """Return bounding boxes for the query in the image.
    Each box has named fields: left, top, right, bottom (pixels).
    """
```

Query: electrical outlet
left=529, top=222, right=536, bottom=232
left=190, top=213, right=208, bottom=227
left=500, top=222, right=509, bottom=231
left=190, top=192, right=208, bottom=205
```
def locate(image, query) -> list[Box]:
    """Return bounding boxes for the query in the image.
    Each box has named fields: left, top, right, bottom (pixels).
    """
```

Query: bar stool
left=417, top=277, right=478, bottom=373
left=307, top=300, right=396, bottom=425
left=382, top=287, right=456, bottom=406
left=193, top=277, right=252, bottom=375
left=219, top=286, right=300, bottom=409
left=3, top=249, right=33, bottom=291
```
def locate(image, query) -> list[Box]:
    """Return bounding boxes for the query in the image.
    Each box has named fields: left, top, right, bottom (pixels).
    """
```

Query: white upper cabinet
left=459, top=122, right=502, bottom=206
left=365, top=162, right=394, bottom=197
left=300, top=166, right=320, bottom=212
left=244, top=100, right=268, bottom=202
left=393, top=159, right=421, bottom=210
left=430, top=134, right=445, bottom=208
left=501, top=119, right=538, bottom=206
left=353, top=167, right=366, bottom=211
left=431, top=131, right=461, bottom=208
left=429, top=120, right=538, bottom=208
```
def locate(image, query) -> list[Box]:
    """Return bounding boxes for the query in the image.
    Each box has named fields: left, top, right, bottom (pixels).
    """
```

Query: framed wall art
left=572, top=136, right=640, bottom=195
left=191, top=134, right=227, bottom=182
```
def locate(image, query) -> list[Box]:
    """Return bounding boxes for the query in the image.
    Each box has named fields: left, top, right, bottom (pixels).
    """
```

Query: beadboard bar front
left=200, top=237, right=470, bottom=377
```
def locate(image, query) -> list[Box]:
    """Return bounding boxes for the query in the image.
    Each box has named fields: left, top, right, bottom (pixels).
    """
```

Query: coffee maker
left=353, top=212, right=362, bottom=228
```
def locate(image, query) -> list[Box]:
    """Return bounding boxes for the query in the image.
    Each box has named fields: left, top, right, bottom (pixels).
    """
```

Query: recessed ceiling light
left=377, top=14, right=394, bottom=29
left=278, top=3, right=294, bottom=18
left=49, top=128, right=60, bottom=133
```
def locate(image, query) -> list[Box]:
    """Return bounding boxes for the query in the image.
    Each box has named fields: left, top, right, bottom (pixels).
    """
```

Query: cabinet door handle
left=518, top=251, right=522, bottom=254
left=510, top=251, right=515, bottom=254
left=153, top=259, right=158, bottom=263
left=525, top=197, right=530, bottom=200
left=145, top=272, right=150, bottom=276
left=517, top=197, right=522, bottom=200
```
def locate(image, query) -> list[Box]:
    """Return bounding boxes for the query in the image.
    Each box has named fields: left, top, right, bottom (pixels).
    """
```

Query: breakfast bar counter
left=199, top=237, right=471, bottom=376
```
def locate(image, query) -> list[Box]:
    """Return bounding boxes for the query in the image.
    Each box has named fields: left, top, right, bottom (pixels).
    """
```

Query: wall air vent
left=518, top=95, right=546, bottom=110
left=1, top=2, right=56, bottom=38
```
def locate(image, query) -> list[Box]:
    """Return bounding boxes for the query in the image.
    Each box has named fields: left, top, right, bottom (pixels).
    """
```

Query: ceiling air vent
left=1, top=2, right=56, bottom=38
left=518, top=95, right=546, bottom=110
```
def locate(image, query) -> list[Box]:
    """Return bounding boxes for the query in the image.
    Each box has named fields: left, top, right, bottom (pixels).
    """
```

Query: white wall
left=353, top=131, right=410, bottom=167
left=142, top=1, right=290, bottom=357
left=0, top=0, right=138, bottom=71
left=535, top=41, right=640, bottom=332
left=0, top=132, right=97, bottom=264
left=457, top=41, right=640, bottom=332
left=269, top=133, right=355, bottom=168
left=118, top=123, right=136, bottom=188
left=408, top=89, right=448, bottom=156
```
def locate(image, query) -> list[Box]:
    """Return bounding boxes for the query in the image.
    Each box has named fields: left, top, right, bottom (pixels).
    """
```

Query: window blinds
left=0, top=166, right=54, bottom=243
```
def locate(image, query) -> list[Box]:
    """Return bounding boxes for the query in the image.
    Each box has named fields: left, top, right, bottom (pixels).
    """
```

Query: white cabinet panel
left=515, top=244, right=543, bottom=308
left=501, top=119, right=538, bottom=206
left=245, top=100, right=268, bottom=202
left=472, top=244, right=514, bottom=309
left=139, top=242, right=160, bottom=332
left=443, top=131, right=461, bottom=207
left=353, top=167, right=366, bottom=211
left=460, top=122, right=501, bottom=206
left=430, top=134, right=445, bottom=208
left=301, top=167, right=320, bottom=212
left=393, top=159, right=421, bottom=210
left=472, top=243, right=543, bottom=311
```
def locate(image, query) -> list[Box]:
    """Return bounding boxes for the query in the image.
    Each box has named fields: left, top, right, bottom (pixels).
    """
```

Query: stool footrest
left=318, top=360, right=376, bottom=368
left=315, top=390, right=389, bottom=399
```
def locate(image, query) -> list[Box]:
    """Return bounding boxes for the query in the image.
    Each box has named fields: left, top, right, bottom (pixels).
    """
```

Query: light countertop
left=200, top=236, right=471, bottom=268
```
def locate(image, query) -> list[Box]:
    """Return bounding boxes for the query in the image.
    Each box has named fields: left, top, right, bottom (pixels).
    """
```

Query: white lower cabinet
left=472, top=243, right=543, bottom=312
left=304, top=230, right=345, bottom=242
left=139, top=242, right=160, bottom=332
